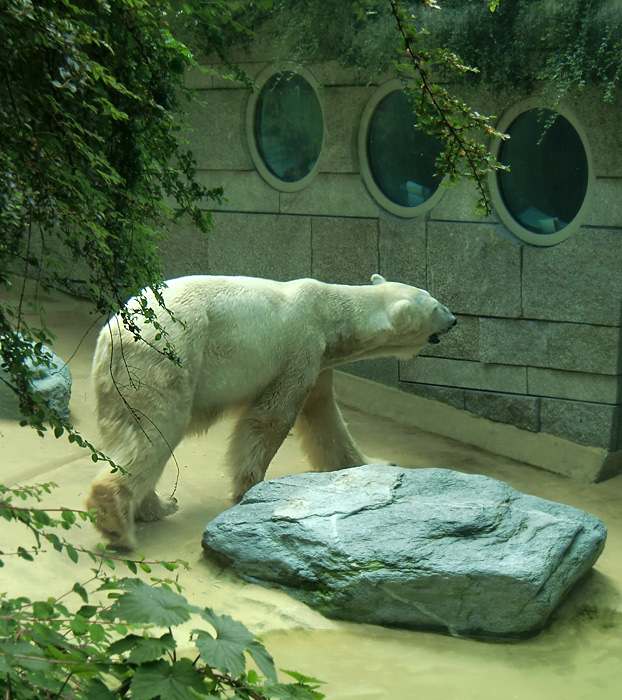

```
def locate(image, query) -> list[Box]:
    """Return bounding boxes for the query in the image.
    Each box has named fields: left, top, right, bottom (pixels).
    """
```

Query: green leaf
left=131, top=659, right=206, bottom=700
left=46, top=533, right=63, bottom=551
left=107, top=634, right=143, bottom=657
left=32, top=601, right=54, bottom=619
left=0, top=641, right=54, bottom=672
left=83, top=678, right=117, bottom=700
left=132, top=634, right=176, bottom=665
left=77, top=605, right=98, bottom=619
left=109, top=632, right=177, bottom=664
left=66, top=544, right=79, bottom=563
left=17, top=546, right=34, bottom=561
left=70, top=615, right=89, bottom=636
left=193, top=609, right=256, bottom=679
left=89, top=622, right=107, bottom=643
left=126, top=560, right=138, bottom=574
left=62, top=509, right=77, bottom=526
left=262, top=671, right=326, bottom=700
left=282, top=670, right=324, bottom=685
left=104, top=579, right=196, bottom=627
left=247, top=640, right=277, bottom=682
left=261, top=682, right=325, bottom=700
left=73, top=582, right=89, bottom=602
left=194, top=627, right=246, bottom=679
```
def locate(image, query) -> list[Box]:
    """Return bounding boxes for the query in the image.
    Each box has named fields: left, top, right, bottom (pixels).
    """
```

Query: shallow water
left=262, top=613, right=622, bottom=700
left=2, top=286, right=621, bottom=699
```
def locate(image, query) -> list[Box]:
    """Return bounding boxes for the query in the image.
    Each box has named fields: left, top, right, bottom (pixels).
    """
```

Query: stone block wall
left=403, top=224, right=622, bottom=453
left=162, top=56, right=622, bottom=477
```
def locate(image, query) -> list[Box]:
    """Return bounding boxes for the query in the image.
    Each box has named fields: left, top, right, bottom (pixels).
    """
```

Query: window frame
left=358, top=79, right=447, bottom=218
left=488, top=99, right=595, bottom=247
left=246, top=63, right=325, bottom=193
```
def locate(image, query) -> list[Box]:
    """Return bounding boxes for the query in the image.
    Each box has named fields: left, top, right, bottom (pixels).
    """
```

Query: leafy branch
left=388, top=0, right=509, bottom=214
left=0, top=483, right=324, bottom=700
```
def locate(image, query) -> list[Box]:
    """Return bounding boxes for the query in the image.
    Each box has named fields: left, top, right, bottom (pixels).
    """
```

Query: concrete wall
left=162, top=57, right=622, bottom=480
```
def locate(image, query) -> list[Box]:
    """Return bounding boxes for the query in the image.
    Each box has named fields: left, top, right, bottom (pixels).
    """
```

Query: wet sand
left=1, top=285, right=621, bottom=699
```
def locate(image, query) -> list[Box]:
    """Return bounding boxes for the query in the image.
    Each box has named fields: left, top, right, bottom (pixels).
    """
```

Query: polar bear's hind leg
left=134, top=489, right=179, bottom=522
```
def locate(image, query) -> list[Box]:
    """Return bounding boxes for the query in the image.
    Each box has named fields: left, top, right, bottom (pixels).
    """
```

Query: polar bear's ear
left=371, top=274, right=387, bottom=285
left=389, top=299, right=417, bottom=331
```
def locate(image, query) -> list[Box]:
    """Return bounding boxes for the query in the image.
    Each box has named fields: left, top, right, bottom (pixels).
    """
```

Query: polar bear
left=86, top=274, right=455, bottom=548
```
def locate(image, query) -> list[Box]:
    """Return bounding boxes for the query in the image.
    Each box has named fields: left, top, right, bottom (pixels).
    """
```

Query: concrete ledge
left=334, top=371, right=622, bottom=483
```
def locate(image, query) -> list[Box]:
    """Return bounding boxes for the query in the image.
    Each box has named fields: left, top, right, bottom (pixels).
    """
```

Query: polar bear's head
left=371, top=274, right=456, bottom=360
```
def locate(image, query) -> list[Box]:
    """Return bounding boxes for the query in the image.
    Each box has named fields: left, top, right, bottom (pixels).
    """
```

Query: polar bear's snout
left=428, top=305, right=457, bottom=345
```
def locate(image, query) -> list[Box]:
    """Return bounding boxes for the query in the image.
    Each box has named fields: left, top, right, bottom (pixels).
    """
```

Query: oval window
left=490, top=103, right=593, bottom=246
left=359, top=80, right=445, bottom=217
left=247, top=66, right=324, bottom=192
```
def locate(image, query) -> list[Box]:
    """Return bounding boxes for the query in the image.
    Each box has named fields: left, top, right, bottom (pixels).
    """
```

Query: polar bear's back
left=91, top=275, right=325, bottom=431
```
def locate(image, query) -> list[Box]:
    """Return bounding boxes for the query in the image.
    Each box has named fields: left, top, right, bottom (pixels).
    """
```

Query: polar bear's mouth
left=428, top=333, right=441, bottom=345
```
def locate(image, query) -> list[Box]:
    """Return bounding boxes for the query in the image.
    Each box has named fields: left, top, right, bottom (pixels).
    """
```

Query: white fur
left=86, top=274, right=455, bottom=548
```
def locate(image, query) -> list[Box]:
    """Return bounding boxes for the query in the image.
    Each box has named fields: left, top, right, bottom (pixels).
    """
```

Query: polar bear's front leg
left=293, top=369, right=370, bottom=472
left=227, top=379, right=314, bottom=502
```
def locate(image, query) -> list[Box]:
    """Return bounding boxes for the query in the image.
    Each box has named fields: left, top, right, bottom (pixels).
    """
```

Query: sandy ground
left=1, top=284, right=622, bottom=699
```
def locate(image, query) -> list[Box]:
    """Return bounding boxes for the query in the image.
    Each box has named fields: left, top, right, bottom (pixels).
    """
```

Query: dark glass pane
left=254, top=72, right=323, bottom=183
left=367, top=90, right=443, bottom=207
left=498, top=109, right=589, bottom=235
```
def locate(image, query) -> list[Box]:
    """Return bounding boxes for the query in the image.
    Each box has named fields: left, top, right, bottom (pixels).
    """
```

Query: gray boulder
left=0, top=345, right=72, bottom=421
left=202, top=465, right=607, bottom=641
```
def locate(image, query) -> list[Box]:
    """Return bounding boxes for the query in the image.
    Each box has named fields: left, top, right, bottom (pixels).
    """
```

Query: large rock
left=202, top=465, right=607, bottom=641
left=0, top=345, right=72, bottom=421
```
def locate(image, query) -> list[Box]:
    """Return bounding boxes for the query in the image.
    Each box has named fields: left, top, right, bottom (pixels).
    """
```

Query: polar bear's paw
left=135, top=491, right=179, bottom=522
left=86, top=481, right=136, bottom=551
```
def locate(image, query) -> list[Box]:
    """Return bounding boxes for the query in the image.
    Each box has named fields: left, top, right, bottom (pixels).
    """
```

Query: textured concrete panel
left=195, top=171, right=280, bottom=213
left=341, top=358, right=399, bottom=388
left=464, top=390, right=540, bottom=433
left=398, top=382, right=467, bottom=411
left=184, top=90, right=252, bottom=171
left=311, top=217, right=378, bottom=285
left=427, top=222, right=522, bottom=317
left=378, top=215, right=427, bottom=289
left=584, top=178, right=622, bottom=227
left=400, top=357, right=527, bottom=394
left=547, top=322, right=620, bottom=375
left=420, top=314, right=480, bottom=361
left=311, top=61, right=389, bottom=87
left=479, top=318, right=548, bottom=367
left=207, top=212, right=311, bottom=280
left=522, top=228, right=622, bottom=326
left=540, top=398, right=619, bottom=450
left=477, top=318, right=620, bottom=375
left=528, top=367, right=619, bottom=404
left=400, top=383, right=540, bottom=433
left=322, top=87, right=369, bottom=173
left=430, top=179, right=490, bottom=224
left=210, top=63, right=265, bottom=89
left=280, top=173, right=379, bottom=218
left=567, top=88, right=622, bottom=178
left=184, top=64, right=214, bottom=90
left=160, top=220, right=211, bottom=279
